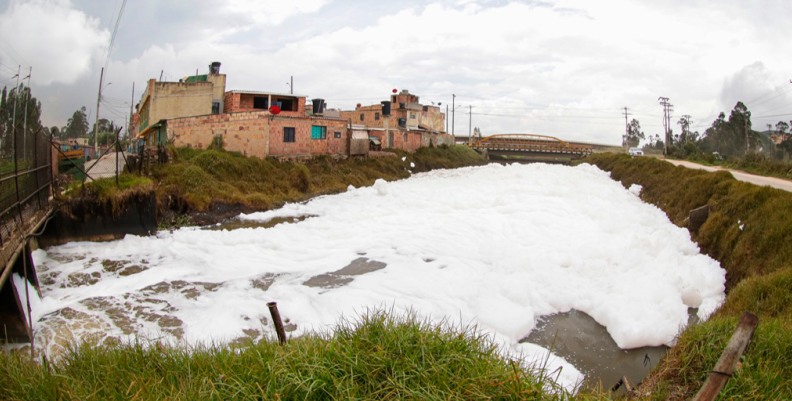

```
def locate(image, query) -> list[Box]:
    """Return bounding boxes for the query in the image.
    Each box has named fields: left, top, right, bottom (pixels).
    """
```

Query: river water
left=27, top=162, right=726, bottom=392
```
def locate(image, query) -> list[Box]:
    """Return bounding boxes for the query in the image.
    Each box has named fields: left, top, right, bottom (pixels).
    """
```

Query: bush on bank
left=63, top=145, right=487, bottom=224
left=584, top=153, right=792, bottom=400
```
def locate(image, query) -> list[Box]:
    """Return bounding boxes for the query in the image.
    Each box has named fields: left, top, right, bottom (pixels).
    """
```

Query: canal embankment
left=584, top=153, right=792, bottom=400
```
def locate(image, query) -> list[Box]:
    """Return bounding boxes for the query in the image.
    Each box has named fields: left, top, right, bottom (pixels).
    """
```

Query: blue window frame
left=311, top=126, right=327, bottom=140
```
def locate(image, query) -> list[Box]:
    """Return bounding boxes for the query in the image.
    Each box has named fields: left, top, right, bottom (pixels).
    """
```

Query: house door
left=388, top=132, right=394, bottom=148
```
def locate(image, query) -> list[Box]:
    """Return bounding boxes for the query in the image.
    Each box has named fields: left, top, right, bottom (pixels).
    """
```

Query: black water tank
left=398, top=118, right=407, bottom=128
left=210, top=61, right=221, bottom=74
left=312, top=99, right=325, bottom=114
left=381, top=101, right=392, bottom=115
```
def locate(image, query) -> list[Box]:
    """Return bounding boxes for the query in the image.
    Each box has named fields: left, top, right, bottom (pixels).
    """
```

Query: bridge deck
left=469, top=134, right=594, bottom=157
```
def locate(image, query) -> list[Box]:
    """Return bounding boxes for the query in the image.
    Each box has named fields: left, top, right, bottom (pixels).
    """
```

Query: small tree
left=623, top=119, right=645, bottom=148
left=64, top=106, right=89, bottom=139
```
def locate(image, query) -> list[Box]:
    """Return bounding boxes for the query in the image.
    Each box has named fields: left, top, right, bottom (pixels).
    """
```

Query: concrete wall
left=138, top=79, right=215, bottom=133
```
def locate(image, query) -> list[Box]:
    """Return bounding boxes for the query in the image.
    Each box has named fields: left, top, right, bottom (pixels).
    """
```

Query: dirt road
left=665, top=159, right=792, bottom=192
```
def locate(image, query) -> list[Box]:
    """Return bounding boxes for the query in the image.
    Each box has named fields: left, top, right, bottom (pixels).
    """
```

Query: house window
left=212, top=101, right=221, bottom=115
left=334, top=131, right=341, bottom=138
left=284, top=127, right=295, bottom=142
left=375, top=112, right=380, bottom=120
left=311, top=126, right=327, bottom=140
left=410, top=112, right=416, bottom=119
left=360, top=113, right=365, bottom=121
left=253, top=97, right=269, bottom=109
left=403, top=133, right=408, bottom=142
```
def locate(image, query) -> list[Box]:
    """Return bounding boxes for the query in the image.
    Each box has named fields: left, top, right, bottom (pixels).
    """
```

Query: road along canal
left=27, top=162, right=726, bottom=392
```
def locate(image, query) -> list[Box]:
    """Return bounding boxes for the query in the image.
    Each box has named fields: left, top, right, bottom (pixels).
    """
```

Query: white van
left=628, top=147, right=644, bottom=157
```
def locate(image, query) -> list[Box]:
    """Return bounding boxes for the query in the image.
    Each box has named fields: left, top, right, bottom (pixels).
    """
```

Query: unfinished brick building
left=135, top=64, right=451, bottom=160
left=340, top=89, right=453, bottom=152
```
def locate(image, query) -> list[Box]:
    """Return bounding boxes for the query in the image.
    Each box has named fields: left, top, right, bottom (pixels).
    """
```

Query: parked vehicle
left=369, top=137, right=382, bottom=151
left=628, top=147, right=644, bottom=157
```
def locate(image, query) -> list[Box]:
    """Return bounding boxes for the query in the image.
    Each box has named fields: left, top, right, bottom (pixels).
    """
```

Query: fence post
left=33, top=128, right=42, bottom=209
left=12, top=121, right=24, bottom=225
left=267, top=302, right=288, bottom=345
left=693, top=312, right=759, bottom=401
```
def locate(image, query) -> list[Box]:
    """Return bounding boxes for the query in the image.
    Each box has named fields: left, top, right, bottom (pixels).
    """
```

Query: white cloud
left=0, top=0, right=109, bottom=86
left=223, top=0, right=328, bottom=26
left=27, top=0, right=792, bottom=143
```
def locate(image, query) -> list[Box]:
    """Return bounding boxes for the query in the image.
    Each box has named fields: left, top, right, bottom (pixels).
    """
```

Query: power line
left=0, top=32, right=29, bottom=67
left=104, top=0, right=128, bottom=70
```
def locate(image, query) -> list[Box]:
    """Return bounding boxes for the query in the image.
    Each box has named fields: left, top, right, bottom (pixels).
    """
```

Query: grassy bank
left=0, top=310, right=602, bottom=401
left=69, top=145, right=486, bottom=225
left=583, top=153, right=792, bottom=400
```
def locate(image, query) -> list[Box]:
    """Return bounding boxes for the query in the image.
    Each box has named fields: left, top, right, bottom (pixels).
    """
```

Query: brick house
left=340, top=89, right=453, bottom=152
left=135, top=64, right=449, bottom=161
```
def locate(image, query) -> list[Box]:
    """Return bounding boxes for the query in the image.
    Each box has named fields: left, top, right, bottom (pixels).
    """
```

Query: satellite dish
left=392, top=89, right=398, bottom=93
left=269, top=105, right=281, bottom=115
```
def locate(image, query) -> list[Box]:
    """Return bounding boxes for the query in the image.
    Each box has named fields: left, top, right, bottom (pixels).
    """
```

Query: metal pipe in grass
left=267, top=301, right=287, bottom=345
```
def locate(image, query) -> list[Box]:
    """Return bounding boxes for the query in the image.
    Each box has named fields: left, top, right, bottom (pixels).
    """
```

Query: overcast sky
left=1, top=0, right=791, bottom=145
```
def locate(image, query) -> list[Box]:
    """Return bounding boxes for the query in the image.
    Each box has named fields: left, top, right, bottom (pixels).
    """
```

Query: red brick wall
left=167, top=111, right=350, bottom=159
left=269, top=118, right=312, bottom=157
left=225, top=93, right=306, bottom=115
left=167, top=111, right=270, bottom=158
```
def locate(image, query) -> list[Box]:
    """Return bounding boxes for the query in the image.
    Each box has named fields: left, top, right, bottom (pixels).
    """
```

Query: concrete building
left=135, top=62, right=226, bottom=144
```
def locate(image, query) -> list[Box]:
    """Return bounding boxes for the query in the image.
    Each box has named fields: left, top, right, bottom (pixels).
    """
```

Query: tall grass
left=0, top=310, right=598, bottom=401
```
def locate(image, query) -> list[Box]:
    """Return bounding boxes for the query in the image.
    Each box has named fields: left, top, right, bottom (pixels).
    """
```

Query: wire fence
left=0, top=122, right=53, bottom=249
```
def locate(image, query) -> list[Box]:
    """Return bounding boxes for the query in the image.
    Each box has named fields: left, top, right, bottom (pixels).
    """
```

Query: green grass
left=583, top=153, right=792, bottom=400
left=0, top=310, right=601, bottom=401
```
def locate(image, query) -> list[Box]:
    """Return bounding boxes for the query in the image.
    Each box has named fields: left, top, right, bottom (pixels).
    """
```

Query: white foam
left=31, top=162, right=726, bottom=392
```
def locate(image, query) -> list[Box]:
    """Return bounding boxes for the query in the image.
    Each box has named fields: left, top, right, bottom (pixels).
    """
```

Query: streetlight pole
left=93, top=67, right=105, bottom=158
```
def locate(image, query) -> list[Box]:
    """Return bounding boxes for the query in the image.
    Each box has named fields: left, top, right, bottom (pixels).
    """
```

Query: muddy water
left=521, top=309, right=700, bottom=394
left=206, top=215, right=315, bottom=231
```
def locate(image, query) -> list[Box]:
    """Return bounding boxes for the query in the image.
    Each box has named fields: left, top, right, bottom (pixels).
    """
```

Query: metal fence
left=0, top=123, right=53, bottom=248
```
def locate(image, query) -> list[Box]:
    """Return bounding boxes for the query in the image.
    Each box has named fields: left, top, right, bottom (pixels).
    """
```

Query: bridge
left=467, top=134, right=594, bottom=160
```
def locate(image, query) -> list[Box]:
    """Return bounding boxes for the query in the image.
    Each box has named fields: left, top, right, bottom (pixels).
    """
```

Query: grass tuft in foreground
left=0, top=310, right=595, bottom=401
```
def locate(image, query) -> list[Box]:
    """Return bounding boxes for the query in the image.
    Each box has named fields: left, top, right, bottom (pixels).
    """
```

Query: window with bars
left=284, top=127, right=295, bottom=142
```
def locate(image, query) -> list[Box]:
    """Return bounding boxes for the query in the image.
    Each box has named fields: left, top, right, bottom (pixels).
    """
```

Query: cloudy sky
left=0, top=0, right=790, bottom=145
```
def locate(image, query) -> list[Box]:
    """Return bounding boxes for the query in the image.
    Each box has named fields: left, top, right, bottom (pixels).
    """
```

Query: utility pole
left=10, top=65, right=20, bottom=161
left=94, top=67, right=104, bottom=158
left=128, top=82, right=135, bottom=143
left=21, top=67, right=32, bottom=158
left=623, top=107, right=630, bottom=148
left=290, top=76, right=293, bottom=94
left=658, top=97, right=670, bottom=156
left=468, top=105, right=473, bottom=142
left=452, top=94, right=456, bottom=138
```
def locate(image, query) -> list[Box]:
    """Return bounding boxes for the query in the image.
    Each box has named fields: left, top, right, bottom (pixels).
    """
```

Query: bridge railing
left=469, top=134, right=594, bottom=155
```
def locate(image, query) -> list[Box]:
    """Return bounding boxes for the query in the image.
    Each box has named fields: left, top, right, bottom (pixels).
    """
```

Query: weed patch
left=0, top=310, right=600, bottom=400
